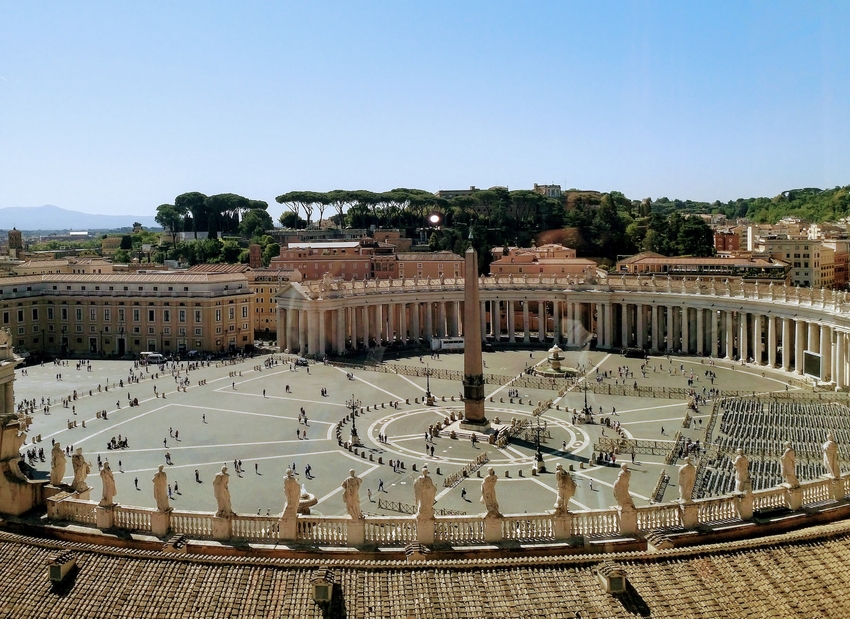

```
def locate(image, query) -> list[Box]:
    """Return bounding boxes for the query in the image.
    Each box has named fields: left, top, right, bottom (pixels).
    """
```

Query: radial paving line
left=175, top=403, right=338, bottom=420
left=331, top=365, right=406, bottom=401
left=46, top=403, right=174, bottom=446
left=315, top=463, right=381, bottom=505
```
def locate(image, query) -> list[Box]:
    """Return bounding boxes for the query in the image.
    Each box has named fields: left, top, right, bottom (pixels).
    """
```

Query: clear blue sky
left=1, top=1, right=848, bottom=216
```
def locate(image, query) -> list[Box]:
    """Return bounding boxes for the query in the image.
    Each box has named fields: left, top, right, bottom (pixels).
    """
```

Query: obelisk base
left=462, top=375, right=488, bottom=429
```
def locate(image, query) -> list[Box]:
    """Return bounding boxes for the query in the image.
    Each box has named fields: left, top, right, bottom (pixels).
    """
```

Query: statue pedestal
left=96, top=505, right=115, bottom=529
left=415, top=517, right=435, bottom=545
left=618, top=505, right=637, bottom=536
left=347, top=518, right=365, bottom=546
left=349, top=434, right=361, bottom=447
left=483, top=514, right=502, bottom=543
left=279, top=515, right=297, bottom=541
left=553, top=512, right=572, bottom=540
left=74, top=488, right=91, bottom=501
left=782, top=483, right=802, bottom=511
left=733, top=492, right=753, bottom=520
left=212, top=515, right=232, bottom=541
left=425, top=394, right=435, bottom=406
left=151, top=511, right=170, bottom=537
left=679, top=501, right=698, bottom=529
left=829, top=478, right=844, bottom=501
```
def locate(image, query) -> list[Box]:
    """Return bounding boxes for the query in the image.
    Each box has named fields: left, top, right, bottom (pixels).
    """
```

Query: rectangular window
left=31, top=308, right=38, bottom=320
left=76, top=308, right=83, bottom=321
left=195, top=310, right=202, bottom=323
left=195, top=328, right=202, bottom=335
left=163, top=310, right=170, bottom=322
left=242, top=306, right=248, bottom=318
left=179, top=310, right=186, bottom=323
left=229, top=307, right=235, bottom=320
left=2, top=312, right=8, bottom=325
left=118, top=309, right=125, bottom=322
left=133, top=309, right=140, bottom=322
left=90, top=308, right=96, bottom=321
left=61, top=307, right=68, bottom=321
left=104, top=308, right=111, bottom=321
left=215, top=309, right=221, bottom=322
left=17, top=309, right=24, bottom=322
left=148, top=309, right=155, bottom=322
left=47, top=307, right=54, bottom=320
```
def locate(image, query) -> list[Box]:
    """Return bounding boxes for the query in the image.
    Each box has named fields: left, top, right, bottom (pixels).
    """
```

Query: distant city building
left=532, top=184, right=562, bottom=198
left=616, top=252, right=789, bottom=282
left=489, top=244, right=594, bottom=277
left=8, top=228, right=23, bottom=259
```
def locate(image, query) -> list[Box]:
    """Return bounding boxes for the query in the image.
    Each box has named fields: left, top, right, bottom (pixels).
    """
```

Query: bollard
left=569, top=464, right=574, bottom=471
left=369, top=454, right=374, bottom=461
left=367, top=406, right=371, bottom=412
left=412, top=463, right=417, bottom=471
left=580, top=462, right=585, bottom=469
left=406, top=398, right=410, bottom=405
left=400, top=461, right=405, bottom=469
left=82, top=420, right=86, bottom=428
left=451, top=396, right=455, bottom=401
left=537, top=401, right=542, bottom=407
left=436, top=467, right=441, bottom=475
left=519, top=469, right=524, bottom=477
left=361, top=452, right=366, bottom=459
left=500, top=397, right=504, bottom=403
left=504, top=470, right=510, bottom=478
left=477, top=470, right=482, bottom=478
left=378, top=457, right=383, bottom=465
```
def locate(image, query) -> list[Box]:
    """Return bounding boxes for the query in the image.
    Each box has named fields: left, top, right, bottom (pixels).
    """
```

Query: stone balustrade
left=46, top=474, right=848, bottom=549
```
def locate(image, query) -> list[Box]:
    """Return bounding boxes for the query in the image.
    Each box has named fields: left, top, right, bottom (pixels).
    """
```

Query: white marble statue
left=481, top=467, right=501, bottom=518
left=733, top=448, right=751, bottom=493
left=71, top=448, right=90, bottom=492
left=678, top=456, right=696, bottom=502
left=781, top=442, right=800, bottom=487
left=152, top=465, right=171, bottom=512
left=613, top=463, right=635, bottom=509
left=50, top=442, right=66, bottom=486
left=553, top=463, right=576, bottom=515
left=282, top=468, right=300, bottom=519
left=341, top=469, right=362, bottom=519
left=99, top=461, right=117, bottom=507
left=213, top=466, right=233, bottom=517
left=413, top=466, right=437, bottom=520
left=823, top=432, right=840, bottom=479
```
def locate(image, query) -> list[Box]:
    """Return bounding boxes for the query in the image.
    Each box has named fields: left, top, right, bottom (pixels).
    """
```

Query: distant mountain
left=0, top=205, right=160, bottom=232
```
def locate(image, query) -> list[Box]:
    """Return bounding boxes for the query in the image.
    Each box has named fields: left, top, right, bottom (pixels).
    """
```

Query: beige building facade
left=0, top=272, right=253, bottom=357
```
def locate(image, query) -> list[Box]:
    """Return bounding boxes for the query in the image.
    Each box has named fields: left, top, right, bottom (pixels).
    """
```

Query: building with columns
left=277, top=274, right=850, bottom=387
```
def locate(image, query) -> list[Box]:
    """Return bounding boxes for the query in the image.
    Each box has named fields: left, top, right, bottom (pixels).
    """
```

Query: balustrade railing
left=113, top=505, right=154, bottom=532
left=570, top=509, right=619, bottom=537
left=801, top=478, right=832, bottom=505
left=232, top=515, right=279, bottom=541
left=364, top=517, right=417, bottom=545
left=434, top=515, right=486, bottom=544
left=752, top=487, right=787, bottom=512
left=696, top=496, right=738, bottom=523
left=297, top=517, right=347, bottom=545
left=636, top=504, right=682, bottom=531
left=61, top=499, right=98, bottom=525
left=170, top=510, right=214, bottom=538
left=502, top=514, right=554, bottom=541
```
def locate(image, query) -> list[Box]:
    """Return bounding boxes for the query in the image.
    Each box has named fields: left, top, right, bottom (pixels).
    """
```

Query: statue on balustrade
left=152, top=465, right=171, bottom=512
left=733, top=449, right=751, bottom=493
left=282, top=468, right=300, bottom=519
left=50, top=442, right=66, bottom=486
left=613, top=463, right=635, bottom=509
left=213, top=466, right=233, bottom=517
left=71, top=447, right=91, bottom=493
left=553, top=463, right=576, bottom=515
left=481, top=467, right=501, bottom=518
left=413, top=466, right=437, bottom=520
left=99, top=461, right=117, bottom=507
left=341, top=469, right=363, bottom=519
left=823, top=432, right=841, bottom=479
left=781, top=442, right=800, bottom=487
left=678, top=457, right=696, bottom=502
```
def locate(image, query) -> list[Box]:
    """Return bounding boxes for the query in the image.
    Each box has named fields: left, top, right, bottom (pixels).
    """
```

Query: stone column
left=553, top=301, right=561, bottom=345
left=480, top=301, right=487, bottom=343
left=337, top=308, right=346, bottom=353
left=808, top=322, right=819, bottom=353
left=436, top=302, right=445, bottom=339
left=298, top=310, right=308, bottom=354
left=493, top=300, right=501, bottom=343
left=651, top=305, right=659, bottom=352
left=375, top=304, right=383, bottom=346
left=523, top=301, right=531, bottom=343
left=605, top=302, right=613, bottom=349
left=781, top=317, right=791, bottom=371
left=795, top=319, right=805, bottom=374
left=738, top=313, right=748, bottom=361
left=725, top=311, right=734, bottom=360
left=538, top=301, right=547, bottom=342
left=350, top=306, right=358, bottom=348
left=621, top=303, right=629, bottom=348
left=753, top=314, right=762, bottom=364
left=398, top=303, right=407, bottom=345
left=696, top=308, right=705, bottom=355
left=666, top=305, right=674, bottom=352
left=564, top=301, right=573, bottom=347
left=363, top=304, right=371, bottom=349
left=681, top=307, right=689, bottom=354
left=507, top=301, right=516, bottom=343
left=833, top=331, right=847, bottom=389
left=767, top=316, right=777, bottom=367
left=412, top=302, right=420, bottom=343
left=318, top=309, right=326, bottom=356
left=286, top=308, right=295, bottom=353
left=636, top=304, right=644, bottom=349
left=711, top=310, right=719, bottom=358
left=424, top=302, right=433, bottom=342
left=821, top=325, right=832, bottom=383
left=309, top=310, right=321, bottom=355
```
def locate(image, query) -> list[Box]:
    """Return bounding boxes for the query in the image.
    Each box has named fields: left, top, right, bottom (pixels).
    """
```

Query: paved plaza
left=15, top=348, right=798, bottom=519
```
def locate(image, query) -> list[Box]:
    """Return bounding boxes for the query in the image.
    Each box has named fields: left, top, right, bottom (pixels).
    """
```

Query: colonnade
left=277, top=279, right=850, bottom=387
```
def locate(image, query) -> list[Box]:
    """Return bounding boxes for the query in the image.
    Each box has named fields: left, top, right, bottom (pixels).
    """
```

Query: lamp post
left=532, top=413, right=546, bottom=473
left=346, top=394, right=362, bottom=446
left=61, top=325, right=67, bottom=357
left=424, top=364, right=435, bottom=406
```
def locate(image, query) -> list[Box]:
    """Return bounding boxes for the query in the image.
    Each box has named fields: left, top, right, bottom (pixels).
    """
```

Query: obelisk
left=461, top=240, right=488, bottom=428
